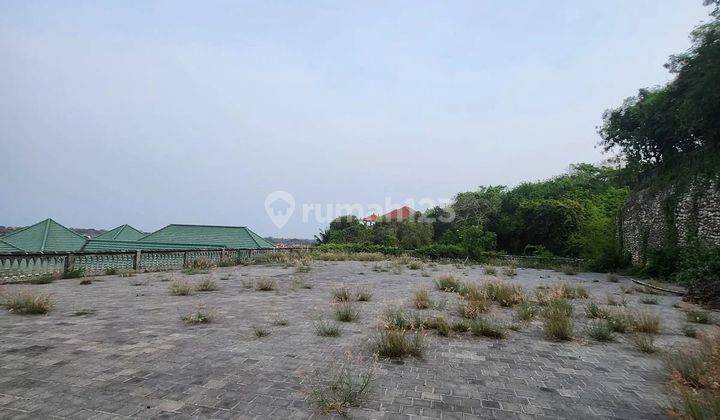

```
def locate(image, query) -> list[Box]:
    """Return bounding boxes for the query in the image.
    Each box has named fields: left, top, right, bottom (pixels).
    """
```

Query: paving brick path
left=0, top=261, right=701, bottom=419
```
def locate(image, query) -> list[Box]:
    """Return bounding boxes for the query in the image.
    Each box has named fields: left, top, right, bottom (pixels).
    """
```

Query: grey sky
left=0, top=1, right=711, bottom=238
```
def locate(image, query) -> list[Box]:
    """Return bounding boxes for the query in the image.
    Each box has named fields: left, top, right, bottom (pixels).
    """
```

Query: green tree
left=599, top=4, right=720, bottom=168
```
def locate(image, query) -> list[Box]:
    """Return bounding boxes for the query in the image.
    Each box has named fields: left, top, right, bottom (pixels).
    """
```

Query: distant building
left=362, top=206, right=418, bottom=225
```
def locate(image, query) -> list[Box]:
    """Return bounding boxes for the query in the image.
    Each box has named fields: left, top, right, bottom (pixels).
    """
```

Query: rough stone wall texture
left=621, top=177, right=720, bottom=264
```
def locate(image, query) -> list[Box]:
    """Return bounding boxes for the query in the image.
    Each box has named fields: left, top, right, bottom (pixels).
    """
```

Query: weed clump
left=182, top=305, right=214, bottom=324
left=355, top=288, right=372, bottom=302
left=2, top=290, right=53, bottom=315
left=664, top=331, right=720, bottom=420
left=423, top=316, right=450, bottom=336
left=640, top=296, right=658, bottom=305
left=435, top=274, right=461, bottom=292
left=541, top=299, right=573, bottom=341
left=632, top=311, right=661, bottom=334
left=485, top=281, right=526, bottom=307
left=334, top=302, right=359, bottom=322
left=253, top=326, right=270, bottom=337
left=315, top=319, right=342, bottom=337
left=585, top=301, right=610, bottom=319
left=332, top=287, right=352, bottom=302
left=586, top=321, right=615, bottom=342
left=372, top=328, right=425, bottom=359
left=255, top=278, right=276, bottom=291
left=560, top=264, right=578, bottom=275
left=515, top=302, right=539, bottom=321
left=195, top=278, right=218, bottom=292
left=686, top=310, right=711, bottom=324
left=469, top=317, right=507, bottom=339
left=631, top=333, right=656, bottom=353
left=309, top=352, right=377, bottom=414
left=29, top=273, right=57, bottom=284
left=169, top=280, right=193, bottom=296
left=412, top=288, right=433, bottom=310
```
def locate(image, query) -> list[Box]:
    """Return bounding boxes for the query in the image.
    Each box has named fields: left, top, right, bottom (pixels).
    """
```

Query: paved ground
left=0, top=260, right=712, bottom=419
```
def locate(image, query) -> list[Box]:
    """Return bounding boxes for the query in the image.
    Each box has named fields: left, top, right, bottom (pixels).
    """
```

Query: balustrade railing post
left=133, top=250, right=141, bottom=271
left=64, top=253, right=75, bottom=274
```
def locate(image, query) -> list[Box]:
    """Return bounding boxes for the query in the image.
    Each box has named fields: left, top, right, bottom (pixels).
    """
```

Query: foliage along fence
left=0, top=248, right=287, bottom=282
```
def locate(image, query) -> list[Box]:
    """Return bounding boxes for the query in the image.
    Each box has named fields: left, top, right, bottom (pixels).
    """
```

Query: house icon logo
left=265, top=191, right=295, bottom=229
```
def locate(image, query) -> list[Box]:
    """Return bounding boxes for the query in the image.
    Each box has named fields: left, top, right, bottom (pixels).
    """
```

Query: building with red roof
left=362, top=206, right=418, bottom=224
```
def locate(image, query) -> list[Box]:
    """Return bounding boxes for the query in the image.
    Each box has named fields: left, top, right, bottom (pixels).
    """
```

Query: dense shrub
left=414, top=244, right=466, bottom=259
left=316, top=243, right=401, bottom=256
left=676, top=244, right=720, bottom=308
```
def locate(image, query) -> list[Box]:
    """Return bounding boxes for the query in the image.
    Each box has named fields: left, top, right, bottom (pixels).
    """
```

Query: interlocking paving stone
left=0, top=261, right=700, bottom=418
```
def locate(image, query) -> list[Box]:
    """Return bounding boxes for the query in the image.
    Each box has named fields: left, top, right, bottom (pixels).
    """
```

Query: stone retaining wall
left=621, top=177, right=720, bottom=264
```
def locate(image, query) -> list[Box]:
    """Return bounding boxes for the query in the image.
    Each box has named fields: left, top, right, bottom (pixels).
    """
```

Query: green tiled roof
left=0, top=239, right=22, bottom=253
left=1, top=219, right=87, bottom=252
left=82, top=239, right=222, bottom=252
left=94, top=224, right=146, bottom=241
left=140, top=224, right=275, bottom=249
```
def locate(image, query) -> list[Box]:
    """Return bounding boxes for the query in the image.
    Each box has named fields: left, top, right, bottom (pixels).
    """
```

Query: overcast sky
left=0, top=1, right=712, bottom=238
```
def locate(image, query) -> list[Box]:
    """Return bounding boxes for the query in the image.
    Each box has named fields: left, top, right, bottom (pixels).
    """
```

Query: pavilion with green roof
left=139, top=224, right=275, bottom=249
left=0, top=219, right=274, bottom=254
left=93, top=224, right=146, bottom=241
left=1, top=219, right=87, bottom=253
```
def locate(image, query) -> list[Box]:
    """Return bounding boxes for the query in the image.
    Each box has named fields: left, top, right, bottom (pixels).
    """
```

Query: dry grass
left=483, top=265, right=497, bottom=275
left=412, top=288, right=433, bottom=310
left=502, top=266, right=518, bottom=277
left=253, top=326, right=270, bottom=337
left=372, top=328, right=425, bottom=359
left=423, top=316, right=450, bottom=336
left=332, top=286, right=353, bottom=302
left=515, top=302, right=539, bottom=321
left=2, top=290, right=53, bottom=315
left=632, top=311, right=661, bottom=334
left=380, top=305, right=421, bottom=330
left=315, top=319, right=342, bottom=337
left=309, top=352, right=377, bottom=414
left=457, top=297, right=488, bottom=319
left=631, top=333, right=656, bottom=353
left=182, top=305, right=214, bottom=324
left=451, top=320, right=470, bottom=332
left=28, top=273, right=58, bottom=284
left=536, top=283, right=588, bottom=305
left=541, top=299, right=573, bottom=341
left=607, top=273, right=619, bottom=282
left=560, top=264, right=578, bottom=275
left=195, top=277, right=218, bottom=292
left=606, top=310, right=632, bottom=333
left=585, top=301, right=610, bottom=319
left=355, top=288, right=372, bottom=302
left=334, top=302, right=360, bottom=322
left=469, top=317, right=507, bottom=339
left=435, top=274, right=461, bottom=292
left=406, top=260, right=423, bottom=270
left=255, top=278, right=276, bottom=291
left=665, top=331, right=720, bottom=419
left=169, top=280, right=194, bottom=296
left=79, top=278, right=93, bottom=285
left=484, top=281, right=526, bottom=307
